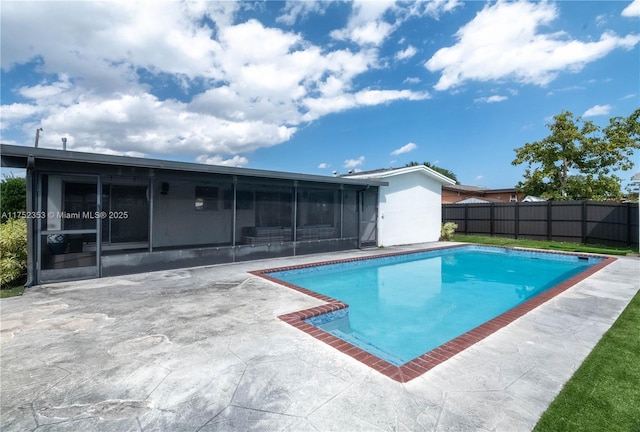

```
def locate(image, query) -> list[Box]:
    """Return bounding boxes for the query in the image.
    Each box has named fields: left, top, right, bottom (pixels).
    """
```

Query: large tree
left=406, top=161, right=458, bottom=183
left=512, top=109, right=640, bottom=200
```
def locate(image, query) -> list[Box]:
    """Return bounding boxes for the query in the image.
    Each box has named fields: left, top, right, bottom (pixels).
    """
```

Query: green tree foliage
left=512, top=109, right=640, bottom=200
left=0, top=218, right=27, bottom=288
left=406, top=161, right=458, bottom=183
left=0, top=175, right=27, bottom=217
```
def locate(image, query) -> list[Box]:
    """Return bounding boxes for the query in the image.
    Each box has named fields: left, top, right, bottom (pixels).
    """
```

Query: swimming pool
left=253, top=245, right=614, bottom=382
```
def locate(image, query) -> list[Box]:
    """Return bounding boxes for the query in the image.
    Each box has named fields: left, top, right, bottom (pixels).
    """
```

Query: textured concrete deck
left=1, top=242, right=638, bottom=431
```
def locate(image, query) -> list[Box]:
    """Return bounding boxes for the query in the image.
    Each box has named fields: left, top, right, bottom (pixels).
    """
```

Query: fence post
left=464, top=204, right=468, bottom=235
left=490, top=203, right=494, bottom=237
left=627, top=202, right=632, bottom=247
left=514, top=201, right=519, bottom=239
left=581, top=201, right=588, bottom=245
left=547, top=200, right=552, bottom=240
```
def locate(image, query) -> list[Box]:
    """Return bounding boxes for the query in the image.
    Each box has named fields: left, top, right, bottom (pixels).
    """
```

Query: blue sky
left=1, top=0, right=639, bottom=188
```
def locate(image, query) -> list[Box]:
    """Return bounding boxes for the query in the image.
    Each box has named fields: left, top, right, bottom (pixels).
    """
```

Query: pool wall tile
left=253, top=245, right=616, bottom=383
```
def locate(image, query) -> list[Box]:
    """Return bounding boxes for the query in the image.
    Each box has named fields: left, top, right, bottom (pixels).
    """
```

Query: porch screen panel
left=108, top=185, right=149, bottom=243
left=341, top=188, right=358, bottom=238
left=296, top=188, right=339, bottom=240
left=152, top=179, right=233, bottom=248
left=237, top=183, right=293, bottom=245
left=62, top=181, right=98, bottom=230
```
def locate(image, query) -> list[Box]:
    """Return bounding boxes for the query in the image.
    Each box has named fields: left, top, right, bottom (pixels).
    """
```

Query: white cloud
left=34, top=93, right=296, bottom=156
left=396, top=45, right=418, bottom=60
left=583, top=104, right=612, bottom=117
left=0, top=103, right=44, bottom=129
left=302, top=88, right=429, bottom=122
left=622, top=0, right=640, bottom=17
left=318, top=162, right=330, bottom=169
left=403, top=77, right=421, bottom=84
left=425, top=1, right=640, bottom=91
left=331, top=0, right=461, bottom=47
left=277, top=1, right=332, bottom=25
left=0, top=2, right=430, bottom=161
left=196, top=154, right=249, bottom=167
left=344, top=156, right=365, bottom=168
left=70, top=145, right=145, bottom=158
left=475, top=95, right=508, bottom=104
left=334, top=0, right=397, bottom=46
left=595, top=14, right=608, bottom=27
left=332, top=18, right=394, bottom=46
left=399, top=0, right=464, bottom=21
left=391, top=142, right=417, bottom=155
left=412, top=0, right=463, bottom=19
left=355, top=89, right=428, bottom=105
left=18, top=76, right=73, bottom=100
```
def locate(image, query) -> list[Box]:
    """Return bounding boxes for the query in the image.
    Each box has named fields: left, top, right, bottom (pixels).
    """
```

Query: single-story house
left=346, top=166, right=456, bottom=246
left=3, top=145, right=451, bottom=286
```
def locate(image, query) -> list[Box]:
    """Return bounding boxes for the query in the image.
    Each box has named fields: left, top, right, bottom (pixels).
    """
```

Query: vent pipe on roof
left=34, top=128, right=43, bottom=148
left=62, top=137, right=67, bottom=151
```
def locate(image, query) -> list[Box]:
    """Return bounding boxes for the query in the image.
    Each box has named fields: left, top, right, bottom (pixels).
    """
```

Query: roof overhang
left=1, top=144, right=387, bottom=187
left=347, top=165, right=456, bottom=185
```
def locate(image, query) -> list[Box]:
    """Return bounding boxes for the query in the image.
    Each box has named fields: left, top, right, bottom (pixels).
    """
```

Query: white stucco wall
left=376, top=170, right=444, bottom=246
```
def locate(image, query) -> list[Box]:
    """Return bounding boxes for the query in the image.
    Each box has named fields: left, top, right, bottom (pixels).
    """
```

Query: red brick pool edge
left=251, top=247, right=616, bottom=383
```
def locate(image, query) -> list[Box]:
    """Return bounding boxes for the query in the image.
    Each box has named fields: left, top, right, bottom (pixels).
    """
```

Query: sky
left=1, top=0, right=639, bottom=189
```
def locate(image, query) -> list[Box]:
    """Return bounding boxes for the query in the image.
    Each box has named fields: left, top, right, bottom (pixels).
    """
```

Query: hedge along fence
left=442, top=201, right=639, bottom=248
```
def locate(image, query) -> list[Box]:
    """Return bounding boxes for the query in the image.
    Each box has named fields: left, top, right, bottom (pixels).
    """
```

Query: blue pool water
left=268, top=246, right=601, bottom=365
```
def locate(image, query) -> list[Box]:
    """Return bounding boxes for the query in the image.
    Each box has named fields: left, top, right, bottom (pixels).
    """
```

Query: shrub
left=440, top=222, right=458, bottom=241
left=0, top=176, right=27, bottom=217
left=0, top=218, right=27, bottom=288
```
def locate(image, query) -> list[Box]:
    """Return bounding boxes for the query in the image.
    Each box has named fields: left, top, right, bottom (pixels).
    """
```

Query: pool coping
left=250, top=245, right=616, bottom=383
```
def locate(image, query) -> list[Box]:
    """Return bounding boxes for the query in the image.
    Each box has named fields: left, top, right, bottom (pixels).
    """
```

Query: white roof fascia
left=348, top=165, right=456, bottom=185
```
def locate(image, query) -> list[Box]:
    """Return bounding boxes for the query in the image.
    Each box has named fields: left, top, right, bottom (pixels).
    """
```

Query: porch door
left=359, top=188, right=378, bottom=247
left=38, top=174, right=101, bottom=283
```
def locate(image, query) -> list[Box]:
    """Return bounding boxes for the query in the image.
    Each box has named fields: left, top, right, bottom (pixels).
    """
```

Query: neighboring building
left=455, top=197, right=504, bottom=204
left=346, top=166, right=456, bottom=246
left=1, top=144, right=387, bottom=285
left=522, top=195, right=547, bottom=202
left=442, top=184, right=523, bottom=204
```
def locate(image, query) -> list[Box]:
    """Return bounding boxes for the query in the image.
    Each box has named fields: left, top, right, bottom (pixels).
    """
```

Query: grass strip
left=451, top=234, right=637, bottom=256
left=0, top=284, right=24, bottom=298
left=533, top=290, right=640, bottom=432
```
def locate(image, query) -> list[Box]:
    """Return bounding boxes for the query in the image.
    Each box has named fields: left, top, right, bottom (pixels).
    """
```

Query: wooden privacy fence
left=442, top=201, right=639, bottom=248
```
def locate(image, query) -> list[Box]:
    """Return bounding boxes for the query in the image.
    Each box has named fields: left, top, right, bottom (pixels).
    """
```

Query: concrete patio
left=1, top=242, right=638, bottom=431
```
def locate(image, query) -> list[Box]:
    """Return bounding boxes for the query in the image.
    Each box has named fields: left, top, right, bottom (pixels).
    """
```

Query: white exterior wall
left=377, top=171, right=443, bottom=246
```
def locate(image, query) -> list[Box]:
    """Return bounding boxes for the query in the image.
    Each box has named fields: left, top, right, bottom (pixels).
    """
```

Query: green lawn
left=451, top=234, right=638, bottom=256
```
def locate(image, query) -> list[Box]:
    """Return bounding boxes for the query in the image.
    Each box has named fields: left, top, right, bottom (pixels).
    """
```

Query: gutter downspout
left=25, top=155, right=36, bottom=287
